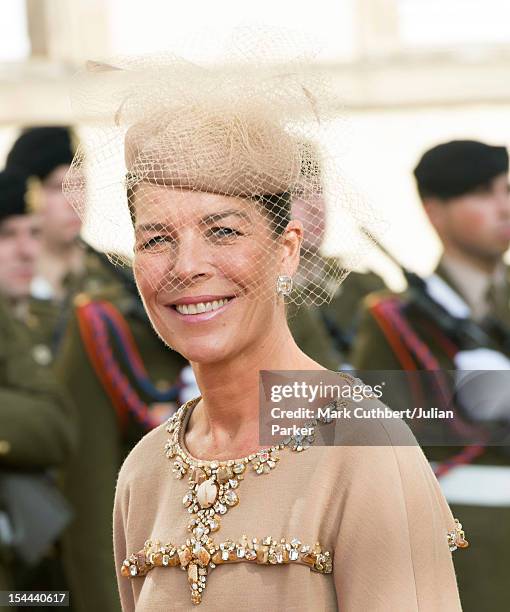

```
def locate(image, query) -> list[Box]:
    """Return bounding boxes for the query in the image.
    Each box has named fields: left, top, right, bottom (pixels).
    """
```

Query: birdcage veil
left=63, top=30, right=384, bottom=307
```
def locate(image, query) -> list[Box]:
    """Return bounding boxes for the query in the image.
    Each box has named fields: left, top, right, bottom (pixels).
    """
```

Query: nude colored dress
left=113, top=395, right=465, bottom=611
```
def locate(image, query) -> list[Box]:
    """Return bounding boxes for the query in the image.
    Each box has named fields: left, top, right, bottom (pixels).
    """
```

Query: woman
left=65, top=50, right=466, bottom=610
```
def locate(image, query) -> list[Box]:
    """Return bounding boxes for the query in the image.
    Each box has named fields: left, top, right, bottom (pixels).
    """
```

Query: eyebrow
left=135, top=210, right=250, bottom=234
left=199, top=210, right=251, bottom=224
left=135, top=222, right=172, bottom=235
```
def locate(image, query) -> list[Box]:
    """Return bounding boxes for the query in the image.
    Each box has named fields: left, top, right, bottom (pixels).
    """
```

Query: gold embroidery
left=121, top=391, right=468, bottom=605
left=121, top=535, right=333, bottom=605
left=448, top=518, right=469, bottom=551
left=120, top=397, right=338, bottom=604
left=164, top=399, right=327, bottom=548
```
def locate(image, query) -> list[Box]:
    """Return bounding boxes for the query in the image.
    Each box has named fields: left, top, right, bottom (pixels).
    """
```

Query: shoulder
left=314, top=397, right=418, bottom=454
left=314, top=397, right=451, bottom=516
left=80, top=246, right=124, bottom=295
left=312, top=372, right=429, bottom=475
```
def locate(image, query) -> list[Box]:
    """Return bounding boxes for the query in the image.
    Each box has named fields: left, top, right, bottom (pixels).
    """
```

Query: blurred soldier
left=6, top=127, right=123, bottom=356
left=55, top=277, right=194, bottom=612
left=0, top=170, right=76, bottom=593
left=7, top=127, right=194, bottom=610
left=288, top=304, right=340, bottom=369
left=350, top=140, right=510, bottom=611
left=290, top=174, right=386, bottom=365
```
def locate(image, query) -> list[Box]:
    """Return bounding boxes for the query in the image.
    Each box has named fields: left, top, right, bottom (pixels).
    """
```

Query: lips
left=175, top=298, right=230, bottom=315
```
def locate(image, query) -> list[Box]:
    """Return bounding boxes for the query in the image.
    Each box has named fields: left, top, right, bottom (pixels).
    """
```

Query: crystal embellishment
left=121, top=392, right=467, bottom=605
left=122, top=535, right=333, bottom=604
left=126, top=397, right=332, bottom=604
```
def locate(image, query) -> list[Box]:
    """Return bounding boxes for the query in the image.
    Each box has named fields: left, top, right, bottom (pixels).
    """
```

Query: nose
left=171, top=229, right=212, bottom=286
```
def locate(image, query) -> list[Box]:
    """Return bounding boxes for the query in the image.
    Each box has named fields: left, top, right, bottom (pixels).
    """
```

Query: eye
left=138, top=235, right=172, bottom=251
left=207, top=226, right=243, bottom=240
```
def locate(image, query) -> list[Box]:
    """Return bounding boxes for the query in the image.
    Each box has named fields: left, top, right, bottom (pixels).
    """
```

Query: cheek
left=134, top=253, right=170, bottom=295
left=452, top=206, right=492, bottom=235
left=43, top=195, right=76, bottom=222
left=217, top=241, right=278, bottom=291
left=0, top=243, right=15, bottom=266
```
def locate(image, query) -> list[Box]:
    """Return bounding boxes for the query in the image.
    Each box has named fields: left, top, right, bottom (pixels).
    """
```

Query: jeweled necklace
left=165, top=397, right=320, bottom=535
left=156, top=396, right=331, bottom=603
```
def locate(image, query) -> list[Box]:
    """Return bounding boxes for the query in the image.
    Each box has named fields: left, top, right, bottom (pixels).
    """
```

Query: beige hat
left=63, top=37, right=383, bottom=306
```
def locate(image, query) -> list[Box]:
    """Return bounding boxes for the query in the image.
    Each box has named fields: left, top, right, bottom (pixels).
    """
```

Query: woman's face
left=132, top=184, right=301, bottom=363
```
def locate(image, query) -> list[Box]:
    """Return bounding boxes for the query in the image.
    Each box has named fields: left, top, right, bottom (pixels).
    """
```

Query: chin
left=147, top=307, right=240, bottom=364
left=166, top=334, right=238, bottom=364
left=180, top=344, right=234, bottom=364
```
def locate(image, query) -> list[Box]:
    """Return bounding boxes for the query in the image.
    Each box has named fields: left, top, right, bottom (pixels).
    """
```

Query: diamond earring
left=276, top=275, right=293, bottom=296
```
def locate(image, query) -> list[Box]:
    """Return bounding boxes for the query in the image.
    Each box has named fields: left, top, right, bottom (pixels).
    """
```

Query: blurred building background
left=1, top=0, right=510, bottom=287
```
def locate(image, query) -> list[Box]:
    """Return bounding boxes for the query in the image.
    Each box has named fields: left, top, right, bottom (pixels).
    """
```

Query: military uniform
left=54, top=273, right=191, bottom=612
left=350, top=140, right=510, bottom=612
left=0, top=294, right=77, bottom=591
left=289, top=252, right=386, bottom=369
left=29, top=243, right=133, bottom=361
left=317, top=268, right=386, bottom=361
left=0, top=172, right=77, bottom=595
left=287, top=265, right=385, bottom=370
left=351, top=262, right=510, bottom=611
left=6, top=127, right=193, bottom=610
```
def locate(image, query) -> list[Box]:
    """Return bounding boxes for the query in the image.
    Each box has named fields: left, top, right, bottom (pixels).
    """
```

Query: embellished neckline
left=121, top=385, right=470, bottom=605
left=166, top=394, right=326, bottom=478
left=171, top=369, right=364, bottom=467
left=175, top=396, right=284, bottom=467
left=157, top=395, right=333, bottom=604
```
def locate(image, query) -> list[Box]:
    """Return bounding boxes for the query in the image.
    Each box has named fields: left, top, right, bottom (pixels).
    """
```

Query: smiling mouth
left=173, top=297, right=232, bottom=315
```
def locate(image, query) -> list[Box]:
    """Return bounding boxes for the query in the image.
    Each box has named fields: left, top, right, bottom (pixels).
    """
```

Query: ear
left=279, top=219, right=303, bottom=276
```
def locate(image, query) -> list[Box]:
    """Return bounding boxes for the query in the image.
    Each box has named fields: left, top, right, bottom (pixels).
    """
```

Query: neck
left=442, top=245, right=499, bottom=275
left=38, top=239, right=84, bottom=297
left=185, top=312, right=322, bottom=460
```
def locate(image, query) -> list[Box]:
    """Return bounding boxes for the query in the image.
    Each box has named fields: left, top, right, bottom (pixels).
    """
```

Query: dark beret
left=414, top=140, right=509, bottom=199
left=6, top=127, right=76, bottom=181
left=0, top=171, right=39, bottom=224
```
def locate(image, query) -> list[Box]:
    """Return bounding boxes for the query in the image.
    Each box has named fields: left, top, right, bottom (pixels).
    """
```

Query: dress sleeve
left=333, top=442, right=463, bottom=611
left=113, top=466, right=136, bottom=612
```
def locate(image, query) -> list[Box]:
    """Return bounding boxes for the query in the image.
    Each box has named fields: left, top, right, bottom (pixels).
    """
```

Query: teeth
left=175, top=298, right=229, bottom=315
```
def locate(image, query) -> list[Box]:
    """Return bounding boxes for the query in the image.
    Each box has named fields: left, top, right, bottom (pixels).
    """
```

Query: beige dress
left=113, top=395, right=465, bottom=611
